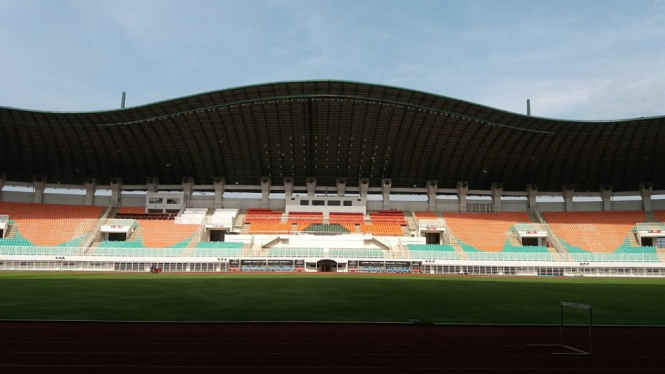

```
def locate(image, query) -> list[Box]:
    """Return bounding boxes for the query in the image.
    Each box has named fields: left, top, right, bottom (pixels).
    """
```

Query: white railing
left=636, top=222, right=665, bottom=231
left=0, top=215, right=8, bottom=224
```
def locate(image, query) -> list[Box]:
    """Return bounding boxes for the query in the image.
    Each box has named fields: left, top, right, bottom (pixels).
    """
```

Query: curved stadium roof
left=1, top=80, right=664, bottom=192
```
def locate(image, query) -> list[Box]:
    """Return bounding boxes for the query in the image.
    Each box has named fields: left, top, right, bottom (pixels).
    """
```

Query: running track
left=0, top=322, right=663, bottom=373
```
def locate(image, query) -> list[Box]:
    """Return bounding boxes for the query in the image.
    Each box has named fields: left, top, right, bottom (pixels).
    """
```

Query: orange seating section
left=245, top=209, right=283, bottom=223
left=653, top=211, right=665, bottom=223
left=414, top=211, right=437, bottom=219
left=370, top=210, right=407, bottom=226
left=287, top=212, right=323, bottom=224
left=443, top=212, right=530, bottom=252
left=137, top=220, right=199, bottom=248
left=544, top=211, right=645, bottom=252
left=249, top=222, right=291, bottom=234
left=360, top=223, right=403, bottom=236
left=118, top=206, right=146, bottom=214
left=329, top=212, right=365, bottom=224
left=0, top=202, right=103, bottom=246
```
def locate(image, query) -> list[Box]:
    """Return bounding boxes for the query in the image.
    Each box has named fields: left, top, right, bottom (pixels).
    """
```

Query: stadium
left=1, top=80, right=664, bottom=276
left=1, top=80, right=665, bottom=372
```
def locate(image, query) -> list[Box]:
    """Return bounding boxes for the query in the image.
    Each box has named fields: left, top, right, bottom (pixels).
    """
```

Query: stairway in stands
left=530, top=209, right=565, bottom=261
left=448, top=235, right=468, bottom=260
left=182, top=208, right=214, bottom=256
left=4, top=224, right=18, bottom=239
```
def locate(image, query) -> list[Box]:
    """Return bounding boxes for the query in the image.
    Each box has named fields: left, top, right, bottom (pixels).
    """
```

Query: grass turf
left=0, top=272, right=664, bottom=325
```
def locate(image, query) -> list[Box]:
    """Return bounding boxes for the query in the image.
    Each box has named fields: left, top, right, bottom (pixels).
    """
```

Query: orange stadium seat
left=544, top=211, right=645, bottom=252
left=443, top=212, right=531, bottom=252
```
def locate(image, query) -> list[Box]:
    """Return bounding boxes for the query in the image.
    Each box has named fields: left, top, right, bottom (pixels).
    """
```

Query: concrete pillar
left=600, top=185, right=612, bottom=211
left=640, top=183, right=653, bottom=212
left=33, top=177, right=46, bottom=204
left=182, top=177, right=194, bottom=204
left=336, top=178, right=347, bottom=197
left=381, top=179, right=392, bottom=210
left=84, top=179, right=96, bottom=206
left=456, top=181, right=468, bottom=213
left=359, top=178, right=369, bottom=198
left=526, top=184, right=538, bottom=212
left=146, top=177, right=158, bottom=193
left=283, top=178, right=294, bottom=198
left=214, top=178, right=225, bottom=208
left=306, top=178, right=316, bottom=197
left=111, top=178, right=122, bottom=208
left=260, top=177, right=271, bottom=208
left=426, top=181, right=438, bottom=211
left=562, top=185, right=574, bottom=212
left=491, top=183, right=503, bottom=213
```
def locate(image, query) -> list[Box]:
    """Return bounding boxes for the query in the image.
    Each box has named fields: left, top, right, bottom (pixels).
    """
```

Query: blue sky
left=1, top=0, right=664, bottom=120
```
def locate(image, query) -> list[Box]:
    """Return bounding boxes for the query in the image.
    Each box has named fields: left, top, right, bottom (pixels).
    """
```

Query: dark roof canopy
left=1, top=80, right=664, bottom=192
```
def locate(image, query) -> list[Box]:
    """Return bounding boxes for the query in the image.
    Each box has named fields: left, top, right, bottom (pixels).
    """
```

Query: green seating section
left=191, top=242, right=243, bottom=257
left=407, top=244, right=459, bottom=260
left=93, top=246, right=186, bottom=257
left=302, top=224, right=351, bottom=234
left=457, top=240, right=553, bottom=261
left=561, top=239, right=658, bottom=262
left=267, top=247, right=324, bottom=257
left=329, top=248, right=385, bottom=258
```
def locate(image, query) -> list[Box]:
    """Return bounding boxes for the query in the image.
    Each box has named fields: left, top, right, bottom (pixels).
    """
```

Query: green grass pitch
left=1, top=272, right=664, bottom=325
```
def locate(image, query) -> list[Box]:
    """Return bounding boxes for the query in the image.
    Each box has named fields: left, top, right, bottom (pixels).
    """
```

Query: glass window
left=300, top=200, right=309, bottom=206
left=148, top=198, right=162, bottom=204
left=343, top=201, right=352, bottom=206
left=166, top=198, right=181, bottom=204
left=328, top=200, right=341, bottom=206
left=312, top=200, right=325, bottom=206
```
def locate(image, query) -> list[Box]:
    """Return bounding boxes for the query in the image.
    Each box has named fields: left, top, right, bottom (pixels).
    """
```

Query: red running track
left=0, top=322, right=663, bottom=373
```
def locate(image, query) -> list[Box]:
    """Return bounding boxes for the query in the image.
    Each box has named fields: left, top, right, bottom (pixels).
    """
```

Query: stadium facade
left=1, top=80, right=665, bottom=276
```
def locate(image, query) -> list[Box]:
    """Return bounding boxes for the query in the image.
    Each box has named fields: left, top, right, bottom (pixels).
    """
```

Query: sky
left=1, top=0, right=664, bottom=120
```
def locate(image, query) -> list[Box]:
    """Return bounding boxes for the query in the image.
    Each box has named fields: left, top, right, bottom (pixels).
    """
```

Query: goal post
left=528, top=301, right=593, bottom=355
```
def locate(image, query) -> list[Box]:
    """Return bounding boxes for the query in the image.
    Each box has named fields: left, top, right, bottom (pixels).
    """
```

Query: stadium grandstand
left=1, top=80, right=665, bottom=276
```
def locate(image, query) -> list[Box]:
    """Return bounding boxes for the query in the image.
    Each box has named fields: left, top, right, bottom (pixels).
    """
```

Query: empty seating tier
left=329, top=212, right=365, bottom=224
left=407, top=244, right=459, bottom=260
left=370, top=210, right=407, bottom=226
left=443, top=212, right=531, bottom=252
left=287, top=212, right=323, bottom=224
left=544, top=211, right=645, bottom=253
left=249, top=222, right=291, bottom=234
left=244, top=209, right=283, bottom=223
left=414, top=211, right=438, bottom=219
left=191, top=242, right=243, bottom=257
left=360, top=223, right=403, bottom=236
left=0, top=202, right=103, bottom=247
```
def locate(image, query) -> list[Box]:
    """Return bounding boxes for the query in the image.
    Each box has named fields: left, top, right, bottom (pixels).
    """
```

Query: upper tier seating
left=0, top=202, right=103, bottom=247
left=370, top=210, right=407, bottom=226
left=414, top=211, right=438, bottom=219
left=360, top=223, right=403, bottom=236
left=329, top=212, right=365, bottom=224
left=544, top=211, right=645, bottom=252
left=248, top=222, right=291, bottom=234
left=443, top=212, right=531, bottom=252
left=116, top=206, right=176, bottom=220
left=244, top=209, right=283, bottom=223
left=287, top=212, right=323, bottom=224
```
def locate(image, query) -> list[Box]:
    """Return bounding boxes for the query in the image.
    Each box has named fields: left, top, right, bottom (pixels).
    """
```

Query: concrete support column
left=600, top=185, right=612, bottom=211
left=456, top=182, right=468, bottom=213
left=358, top=178, right=369, bottom=198
left=260, top=177, right=271, bottom=209
left=526, top=184, right=538, bottom=213
left=182, top=177, right=194, bottom=205
left=640, top=183, right=653, bottom=212
left=85, top=179, right=96, bottom=206
left=283, top=178, right=294, bottom=199
left=336, top=178, right=347, bottom=197
left=426, top=181, right=438, bottom=211
left=381, top=179, right=392, bottom=210
left=146, top=177, right=158, bottom=193
left=562, top=185, right=574, bottom=212
left=214, top=178, right=225, bottom=209
left=306, top=178, right=316, bottom=197
left=491, top=183, right=503, bottom=213
left=111, top=178, right=122, bottom=208
left=33, top=177, right=46, bottom=204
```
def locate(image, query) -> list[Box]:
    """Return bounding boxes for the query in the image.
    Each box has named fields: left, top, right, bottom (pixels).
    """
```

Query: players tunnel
left=317, top=259, right=337, bottom=273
